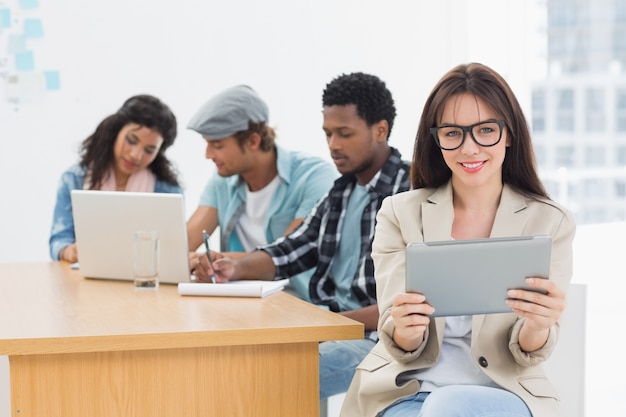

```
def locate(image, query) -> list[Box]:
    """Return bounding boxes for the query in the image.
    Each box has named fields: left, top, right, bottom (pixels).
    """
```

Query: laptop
left=71, top=190, right=192, bottom=284
left=405, top=235, right=552, bottom=317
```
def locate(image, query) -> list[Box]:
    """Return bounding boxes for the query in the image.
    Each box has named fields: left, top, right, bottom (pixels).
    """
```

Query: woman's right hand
left=390, top=292, right=435, bottom=352
left=60, top=244, right=78, bottom=263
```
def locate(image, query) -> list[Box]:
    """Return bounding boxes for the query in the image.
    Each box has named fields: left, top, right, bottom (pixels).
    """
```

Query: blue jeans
left=319, top=338, right=376, bottom=401
left=380, top=385, right=532, bottom=417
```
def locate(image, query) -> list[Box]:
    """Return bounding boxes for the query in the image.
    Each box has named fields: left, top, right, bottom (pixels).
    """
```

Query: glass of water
left=133, top=230, right=159, bottom=291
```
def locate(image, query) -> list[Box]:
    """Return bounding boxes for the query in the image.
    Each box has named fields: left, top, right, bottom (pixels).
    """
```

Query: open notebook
left=178, top=279, right=289, bottom=298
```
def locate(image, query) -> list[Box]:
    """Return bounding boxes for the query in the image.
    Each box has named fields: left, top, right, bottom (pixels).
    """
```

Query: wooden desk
left=0, top=262, right=363, bottom=417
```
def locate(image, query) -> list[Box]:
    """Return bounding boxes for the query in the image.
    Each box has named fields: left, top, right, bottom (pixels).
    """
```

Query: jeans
left=380, top=385, right=532, bottom=417
left=319, top=338, right=376, bottom=401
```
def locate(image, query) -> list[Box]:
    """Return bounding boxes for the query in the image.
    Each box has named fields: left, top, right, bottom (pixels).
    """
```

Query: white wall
left=0, top=0, right=541, bottom=263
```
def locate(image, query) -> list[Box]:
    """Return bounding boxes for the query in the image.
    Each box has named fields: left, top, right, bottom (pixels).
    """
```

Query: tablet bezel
left=405, top=235, right=552, bottom=317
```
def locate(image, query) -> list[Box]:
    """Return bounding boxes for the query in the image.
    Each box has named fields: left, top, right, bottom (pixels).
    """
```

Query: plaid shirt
left=261, top=147, right=410, bottom=337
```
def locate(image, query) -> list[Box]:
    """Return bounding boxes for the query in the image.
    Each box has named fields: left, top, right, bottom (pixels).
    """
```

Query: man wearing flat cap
left=186, top=85, right=337, bottom=301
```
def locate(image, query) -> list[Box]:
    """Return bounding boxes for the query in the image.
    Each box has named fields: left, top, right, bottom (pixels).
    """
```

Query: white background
left=0, top=0, right=541, bottom=262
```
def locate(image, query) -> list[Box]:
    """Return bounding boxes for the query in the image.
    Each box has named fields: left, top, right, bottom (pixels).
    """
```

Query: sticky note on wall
left=15, top=51, right=35, bottom=70
left=44, top=70, right=60, bottom=90
left=20, top=0, right=40, bottom=9
left=0, top=9, right=11, bottom=29
left=24, top=18, right=44, bottom=38
left=8, top=35, right=27, bottom=54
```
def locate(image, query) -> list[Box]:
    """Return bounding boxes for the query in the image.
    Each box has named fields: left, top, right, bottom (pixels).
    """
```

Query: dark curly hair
left=322, top=72, right=396, bottom=139
left=412, top=63, right=547, bottom=199
left=79, top=94, right=180, bottom=189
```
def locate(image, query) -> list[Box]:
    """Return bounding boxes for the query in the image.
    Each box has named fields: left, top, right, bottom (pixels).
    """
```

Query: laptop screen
left=71, top=190, right=191, bottom=284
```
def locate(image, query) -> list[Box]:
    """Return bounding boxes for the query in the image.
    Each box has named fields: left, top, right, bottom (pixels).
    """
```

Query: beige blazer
left=340, top=182, right=576, bottom=417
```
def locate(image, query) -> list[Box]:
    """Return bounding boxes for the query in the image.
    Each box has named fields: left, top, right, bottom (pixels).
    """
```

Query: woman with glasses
left=340, top=63, right=576, bottom=417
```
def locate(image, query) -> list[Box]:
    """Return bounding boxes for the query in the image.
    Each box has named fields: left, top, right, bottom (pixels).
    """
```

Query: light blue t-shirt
left=199, top=145, right=337, bottom=251
left=199, top=145, right=338, bottom=301
left=329, top=183, right=370, bottom=311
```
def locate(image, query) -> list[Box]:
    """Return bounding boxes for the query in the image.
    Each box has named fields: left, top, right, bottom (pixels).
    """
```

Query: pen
left=202, top=229, right=217, bottom=284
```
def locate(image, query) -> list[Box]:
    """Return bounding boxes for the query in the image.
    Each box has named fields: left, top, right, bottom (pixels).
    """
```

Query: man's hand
left=191, top=251, right=236, bottom=283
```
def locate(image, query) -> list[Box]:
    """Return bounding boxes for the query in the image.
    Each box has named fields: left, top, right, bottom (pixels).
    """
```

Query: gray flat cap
left=187, top=85, right=269, bottom=140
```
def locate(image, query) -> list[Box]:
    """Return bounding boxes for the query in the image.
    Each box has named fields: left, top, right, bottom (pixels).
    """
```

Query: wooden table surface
left=0, top=262, right=363, bottom=417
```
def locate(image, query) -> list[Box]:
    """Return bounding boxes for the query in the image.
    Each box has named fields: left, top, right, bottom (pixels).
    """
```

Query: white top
left=235, top=175, right=282, bottom=251
left=417, top=315, right=498, bottom=392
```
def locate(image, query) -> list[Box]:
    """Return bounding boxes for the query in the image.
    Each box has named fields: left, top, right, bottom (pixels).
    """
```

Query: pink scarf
left=84, top=167, right=156, bottom=192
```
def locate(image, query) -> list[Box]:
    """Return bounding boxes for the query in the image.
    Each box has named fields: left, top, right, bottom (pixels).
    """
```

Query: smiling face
left=112, top=123, right=163, bottom=181
left=322, top=104, right=388, bottom=184
left=203, top=135, right=254, bottom=178
left=438, top=93, right=509, bottom=192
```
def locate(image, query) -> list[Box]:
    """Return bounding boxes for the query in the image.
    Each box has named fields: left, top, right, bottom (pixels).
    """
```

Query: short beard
left=339, top=154, right=375, bottom=178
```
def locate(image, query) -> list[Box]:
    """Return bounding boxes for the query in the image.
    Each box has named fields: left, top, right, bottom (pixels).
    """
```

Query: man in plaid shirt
left=198, top=72, right=411, bottom=400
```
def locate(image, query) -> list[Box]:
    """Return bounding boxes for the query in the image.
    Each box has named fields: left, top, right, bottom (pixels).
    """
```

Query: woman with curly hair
left=49, top=94, right=182, bottom=262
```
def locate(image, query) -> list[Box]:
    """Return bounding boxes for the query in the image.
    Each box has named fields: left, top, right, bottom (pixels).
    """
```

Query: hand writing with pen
left=189, top=230, right=240, bottom=283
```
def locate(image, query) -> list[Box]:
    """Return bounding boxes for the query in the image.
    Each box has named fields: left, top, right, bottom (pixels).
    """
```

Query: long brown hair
left=411, top=63, right=547, bottom=199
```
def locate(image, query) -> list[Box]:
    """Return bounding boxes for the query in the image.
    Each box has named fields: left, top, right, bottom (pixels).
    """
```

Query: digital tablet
left=405, top=235, right=552, bottom=317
